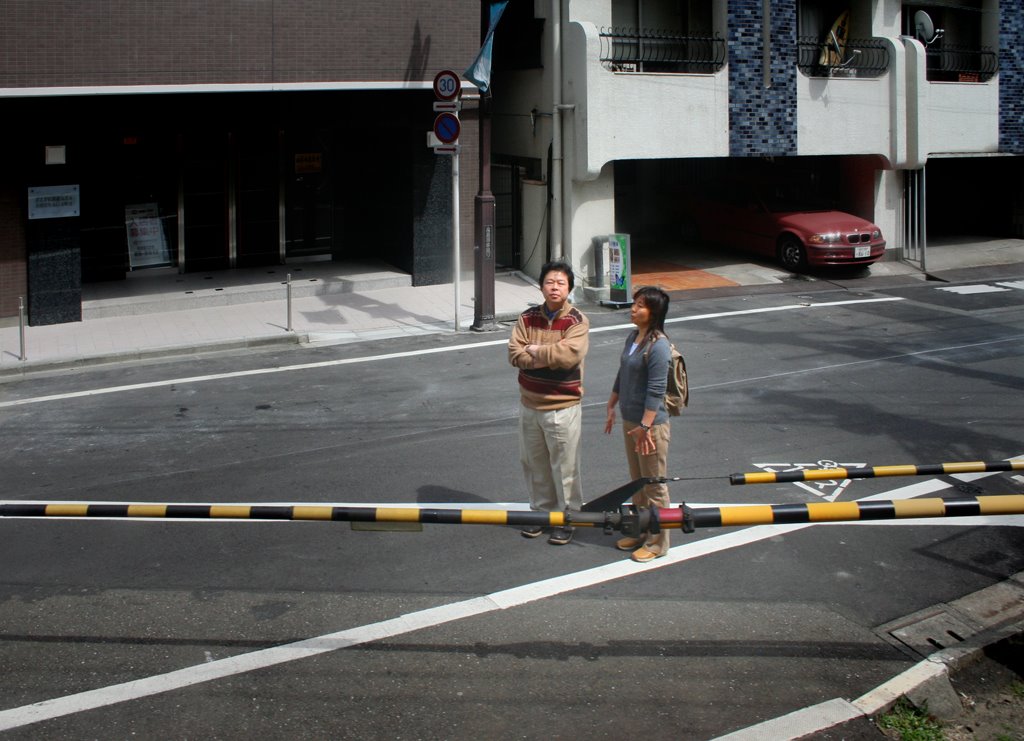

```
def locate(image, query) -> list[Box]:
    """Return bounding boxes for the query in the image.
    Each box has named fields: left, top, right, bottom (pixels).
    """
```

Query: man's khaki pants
left=519, top=403, right=583, bottom=513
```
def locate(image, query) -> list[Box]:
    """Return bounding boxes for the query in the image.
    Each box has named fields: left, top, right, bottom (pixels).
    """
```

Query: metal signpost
left=433, top=70, right=462, bottom=330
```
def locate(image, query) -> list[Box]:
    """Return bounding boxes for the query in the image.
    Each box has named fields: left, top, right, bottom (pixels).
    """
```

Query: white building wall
left=921, top=82, right=1000, bottom=156
left=521, top=179, right=550, bottom=279
left=493, top=68, right=550, bottom=161
left=564, top=20, right=729, bottom=181
left=869, top=0, right=901, bottom=37
left=495, top=0, right=1006, bottom=278
left=797, top=38, right=999, bottom=164
left=901, top=37, right=999, bottom=165
left=568, top=164, right=616, bottom=292
left=876, top=169, right=904, bottom=256
left=566, top=0, right=610, bottom=27
left=797, top=74, right=894, bottom=158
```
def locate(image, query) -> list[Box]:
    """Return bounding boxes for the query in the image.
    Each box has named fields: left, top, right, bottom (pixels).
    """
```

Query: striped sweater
left=508, top=303, right=590, bottom=410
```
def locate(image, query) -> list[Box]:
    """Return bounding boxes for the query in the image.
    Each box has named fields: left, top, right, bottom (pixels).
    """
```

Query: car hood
left=773, top=209, right=878, bottom=232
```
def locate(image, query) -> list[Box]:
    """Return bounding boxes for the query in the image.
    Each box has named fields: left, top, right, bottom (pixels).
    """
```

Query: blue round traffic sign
left=433, top=112, right=461, bottom=144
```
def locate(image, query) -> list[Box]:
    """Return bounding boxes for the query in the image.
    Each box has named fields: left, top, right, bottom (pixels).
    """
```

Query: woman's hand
left=604, top=394, right=619, bottom=435
left=628, top=425, right=655, bottom=455
left=604, top=403, right=616, bottom=434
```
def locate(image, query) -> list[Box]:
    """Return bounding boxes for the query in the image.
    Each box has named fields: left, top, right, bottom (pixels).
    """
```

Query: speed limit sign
left=433, top=70, right=461, bottom=101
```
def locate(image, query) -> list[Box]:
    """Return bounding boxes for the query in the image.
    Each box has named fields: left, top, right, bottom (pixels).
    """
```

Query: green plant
left=876, top=698, right=944, bottom=741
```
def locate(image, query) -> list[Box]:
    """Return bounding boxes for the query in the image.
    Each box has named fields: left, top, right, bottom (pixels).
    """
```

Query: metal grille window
left=925, top=43, right=997, bottom=82
left=599, top=27, right=726, bottom=74
left=902, top=2, right=994, bottom=82
left=797, top=36, right=891, bottom=78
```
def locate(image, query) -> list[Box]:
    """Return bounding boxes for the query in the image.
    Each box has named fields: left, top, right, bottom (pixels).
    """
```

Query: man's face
left=542, top=270, right=571, bottom=310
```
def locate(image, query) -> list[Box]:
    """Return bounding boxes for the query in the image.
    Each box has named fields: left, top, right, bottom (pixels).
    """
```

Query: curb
left=712, top=571, right=1024, bottom=740
left=0, top=333, right=303, bottom=380
left=713, top=629, right=1024, bottom=741
left=0, top=313, right=522, bottom=380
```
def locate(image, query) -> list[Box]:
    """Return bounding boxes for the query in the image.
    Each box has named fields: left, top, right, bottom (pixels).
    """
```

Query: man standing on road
left=508, top=260, right=590, bottom=545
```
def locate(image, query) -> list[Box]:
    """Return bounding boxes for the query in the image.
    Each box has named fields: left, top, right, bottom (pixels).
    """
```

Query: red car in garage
left=690, top=182, right=886, bottom=271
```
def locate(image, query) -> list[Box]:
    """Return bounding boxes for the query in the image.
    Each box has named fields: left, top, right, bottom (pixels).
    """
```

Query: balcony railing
left=925, top=44, right=997, bottom=83
left=797, top=36, right=890, bottom=78
left=599, top=27, right=726, bottom=74
left=601, top=29, right=994, bottom=83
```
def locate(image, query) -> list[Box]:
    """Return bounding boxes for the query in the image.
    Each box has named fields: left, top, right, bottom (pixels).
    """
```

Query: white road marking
left=712, top=697, right=864, bottom=741
left=0, top=526, right=804, bottom=731
left=752, top=461, right=866, bottom=500
left=696, top=335, right=1024, bottom=391
left=936, top=284, right=1010, bottom=294
left=4, top=473, right=1023, bottom=731
left=0, top=297, right=903, bottom=409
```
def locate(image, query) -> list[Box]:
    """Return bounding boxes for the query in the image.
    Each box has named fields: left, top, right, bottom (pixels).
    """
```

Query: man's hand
left=525, top=344, right=544, bottom=368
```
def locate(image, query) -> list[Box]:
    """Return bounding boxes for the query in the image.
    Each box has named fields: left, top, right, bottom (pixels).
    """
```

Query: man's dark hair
left=539, top=260, right=575, bottom=291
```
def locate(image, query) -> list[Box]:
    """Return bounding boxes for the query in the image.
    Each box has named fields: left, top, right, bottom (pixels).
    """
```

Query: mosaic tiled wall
left=728, top=0, right=798, bottom=157
left=999, top=0, right=1024, bottom=154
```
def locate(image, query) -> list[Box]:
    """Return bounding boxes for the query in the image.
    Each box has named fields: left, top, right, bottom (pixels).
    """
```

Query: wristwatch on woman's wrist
left=639, top=422, right=651, bottom=431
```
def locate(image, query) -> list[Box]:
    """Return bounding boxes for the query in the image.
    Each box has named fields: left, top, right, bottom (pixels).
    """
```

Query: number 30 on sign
left=433, top=70, right=461, bottom=101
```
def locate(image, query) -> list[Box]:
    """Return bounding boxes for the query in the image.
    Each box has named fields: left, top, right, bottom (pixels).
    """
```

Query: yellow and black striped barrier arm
left=2, top=494, right=1023, bottom=534
left=660, top=494, right=1024, bottom=532
left=729, top=459, right=1024, bottom=486
left=0, top=502, right=607, bottom=528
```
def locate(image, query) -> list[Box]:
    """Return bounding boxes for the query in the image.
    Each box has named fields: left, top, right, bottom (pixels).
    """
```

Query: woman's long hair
left=634, top=286, right=670, bottom=339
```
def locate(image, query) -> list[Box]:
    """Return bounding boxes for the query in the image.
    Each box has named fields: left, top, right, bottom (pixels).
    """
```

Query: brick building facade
left=0, top=0, right=484, bottom=323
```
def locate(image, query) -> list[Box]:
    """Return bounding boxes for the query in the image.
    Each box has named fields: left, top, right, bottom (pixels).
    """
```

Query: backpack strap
left=641, top=329, right=667, bottom=360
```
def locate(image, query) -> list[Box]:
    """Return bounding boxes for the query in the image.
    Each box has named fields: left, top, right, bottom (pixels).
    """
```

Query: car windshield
left=760, top=184, right=834, bottom=213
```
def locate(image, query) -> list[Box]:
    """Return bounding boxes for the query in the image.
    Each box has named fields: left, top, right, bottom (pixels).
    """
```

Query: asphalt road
left=1, top=272, right=1023, bottom=739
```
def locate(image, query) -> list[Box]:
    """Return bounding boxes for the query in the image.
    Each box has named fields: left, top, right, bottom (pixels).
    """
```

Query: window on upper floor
left=797, top=1, right=890, bottom=78
left=903, top=1, right=997, bottom=82
left=601, top=0, right=724, bottom=74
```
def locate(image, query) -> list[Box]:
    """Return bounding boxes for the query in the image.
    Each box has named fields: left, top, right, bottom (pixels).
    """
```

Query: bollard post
left=18, top=296, right=26, bottom=361
left=286, top=273, right=293, bottom=332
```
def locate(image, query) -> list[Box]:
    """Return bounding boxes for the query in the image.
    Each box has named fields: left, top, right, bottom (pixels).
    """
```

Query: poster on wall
left=125, top=203, right=171, bottom=269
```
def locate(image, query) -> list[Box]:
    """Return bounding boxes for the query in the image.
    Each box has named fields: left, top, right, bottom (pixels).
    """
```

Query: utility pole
left=471, top=3, right=499, bottom=331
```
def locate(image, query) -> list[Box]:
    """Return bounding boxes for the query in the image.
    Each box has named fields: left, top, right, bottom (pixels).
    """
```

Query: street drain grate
left=875, top=605, right=982, bottom=659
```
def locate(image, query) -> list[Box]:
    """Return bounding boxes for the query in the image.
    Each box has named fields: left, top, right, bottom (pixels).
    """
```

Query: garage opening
left=924, top=155, right=1024, bottom=241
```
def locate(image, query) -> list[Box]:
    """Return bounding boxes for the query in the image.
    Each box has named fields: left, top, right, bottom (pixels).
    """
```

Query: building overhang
left=0, top=80, right=463, bottom=98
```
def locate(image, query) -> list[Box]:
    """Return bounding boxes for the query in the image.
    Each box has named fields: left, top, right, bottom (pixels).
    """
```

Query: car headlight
left=871, top=229, right=882, bottom=240
left=808, top=232, right=841, bottom=245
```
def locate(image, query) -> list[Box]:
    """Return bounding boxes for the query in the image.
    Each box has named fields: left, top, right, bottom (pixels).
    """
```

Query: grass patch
left=877, top=698, right=944, bottom=740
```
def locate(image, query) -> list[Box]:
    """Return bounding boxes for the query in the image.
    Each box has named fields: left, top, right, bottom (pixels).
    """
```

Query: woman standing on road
left=604, top=286, right=673, bottom=563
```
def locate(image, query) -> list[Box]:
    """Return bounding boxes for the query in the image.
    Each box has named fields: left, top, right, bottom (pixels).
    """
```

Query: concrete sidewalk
left=4, top=237, right=1024, bottom=377
left=0, top=264, right=542, bottom=376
